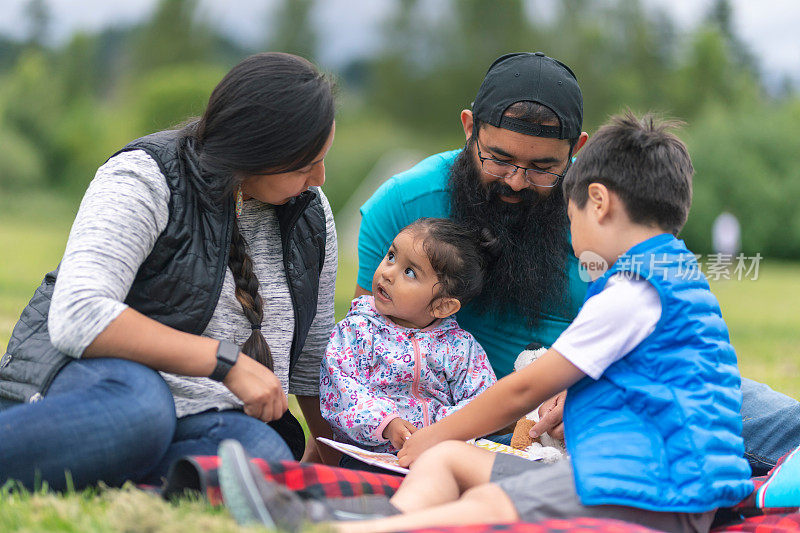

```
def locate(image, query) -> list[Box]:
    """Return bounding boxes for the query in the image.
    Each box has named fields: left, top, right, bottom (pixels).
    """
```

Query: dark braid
left=228, top=217, right=273, bottom=369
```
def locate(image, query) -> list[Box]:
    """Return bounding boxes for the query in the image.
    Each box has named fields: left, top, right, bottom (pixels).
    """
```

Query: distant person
left=220, top=113, right=754, bottom=533
left=0, top=52, right=338, bottom=490
left=320, top=218, right=497, bottom=467
left=712, top=211, right=741, bottom=257
left=353, top=51, right=800, bottom=476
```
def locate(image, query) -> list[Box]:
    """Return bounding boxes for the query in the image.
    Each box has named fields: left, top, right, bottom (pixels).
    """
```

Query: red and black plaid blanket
left=161, top=455, right=403, bottom=506
left=160, top=456, right=800, bottom=533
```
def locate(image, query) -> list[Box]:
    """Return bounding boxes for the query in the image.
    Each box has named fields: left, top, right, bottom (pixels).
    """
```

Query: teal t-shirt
left=357, top=149, right=588, bottom=378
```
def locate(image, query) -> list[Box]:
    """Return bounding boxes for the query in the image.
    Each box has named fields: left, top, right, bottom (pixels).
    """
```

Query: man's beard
left=448, top=142, right=570, bottom=326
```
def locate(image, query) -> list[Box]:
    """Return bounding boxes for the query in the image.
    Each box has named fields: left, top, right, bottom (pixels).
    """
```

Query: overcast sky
left=1, top=0, right=798, bottom=87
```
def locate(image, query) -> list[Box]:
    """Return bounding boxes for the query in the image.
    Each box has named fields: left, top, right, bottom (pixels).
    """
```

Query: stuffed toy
left=509, top=343, right=567, bottom=463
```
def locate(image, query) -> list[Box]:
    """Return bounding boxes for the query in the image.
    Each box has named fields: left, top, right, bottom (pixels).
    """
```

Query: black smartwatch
left=210, top=340, right=239, bottom=382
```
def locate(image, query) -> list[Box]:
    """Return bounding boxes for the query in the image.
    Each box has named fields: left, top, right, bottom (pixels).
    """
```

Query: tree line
left=0, top=0, right=798, bottom=257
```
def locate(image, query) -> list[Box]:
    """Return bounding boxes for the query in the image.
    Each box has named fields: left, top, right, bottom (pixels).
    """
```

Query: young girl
left=320, top=218, right=498, bottom=455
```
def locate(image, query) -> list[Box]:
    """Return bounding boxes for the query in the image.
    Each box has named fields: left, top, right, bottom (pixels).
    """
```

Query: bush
left=0, top=128, right=46, bottom=190
left=323, top=97, right=461, bottom=215
left=126, top=63, right=227, bottom=135
left=682, top=100, right=800, bottom=258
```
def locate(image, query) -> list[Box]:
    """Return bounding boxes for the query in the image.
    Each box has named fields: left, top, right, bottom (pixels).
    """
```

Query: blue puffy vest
left=563, top=233, right=753, bottom=512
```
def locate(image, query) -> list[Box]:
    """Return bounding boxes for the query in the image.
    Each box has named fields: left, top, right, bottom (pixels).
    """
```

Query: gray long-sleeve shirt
left=49, top=150, right=337, bottom=417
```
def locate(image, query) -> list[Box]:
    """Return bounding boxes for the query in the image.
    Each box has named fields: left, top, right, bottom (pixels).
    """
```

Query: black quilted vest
left=0, top=130, right=327, bottom=459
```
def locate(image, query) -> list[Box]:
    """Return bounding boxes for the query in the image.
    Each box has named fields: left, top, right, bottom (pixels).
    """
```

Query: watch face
left=210, top=341, right=240, bottom=381
left=218, top=340, right=240, bottom=364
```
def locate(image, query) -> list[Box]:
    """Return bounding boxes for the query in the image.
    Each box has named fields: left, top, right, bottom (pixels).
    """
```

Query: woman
left=0, top=52, right=338, bottom=490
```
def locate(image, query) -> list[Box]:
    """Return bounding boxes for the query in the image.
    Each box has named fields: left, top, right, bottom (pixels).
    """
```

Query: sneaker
left=218, top=439, right=398, bottom=530
left=218, top=439, right=330, bottom=531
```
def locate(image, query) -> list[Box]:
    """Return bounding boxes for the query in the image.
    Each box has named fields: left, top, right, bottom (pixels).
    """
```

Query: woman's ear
left=431, top=297, right=461, bottom=319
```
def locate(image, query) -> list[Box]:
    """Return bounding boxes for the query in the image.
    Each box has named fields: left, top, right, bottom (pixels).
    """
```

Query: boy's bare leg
left=389, top=441, right=497, bottom=512
left=341, top=483, right=519, bottom=533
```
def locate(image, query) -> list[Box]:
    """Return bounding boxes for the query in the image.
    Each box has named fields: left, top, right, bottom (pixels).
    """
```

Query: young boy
left=218, top=112, right=754, bottom=533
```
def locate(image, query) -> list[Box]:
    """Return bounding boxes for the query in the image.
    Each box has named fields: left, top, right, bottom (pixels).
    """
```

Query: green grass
left=710, top=262, right=800, bottom=397
left=1, top=191, right=798, bottom=530
left=0, top=482, right=266, bottom=532
left=0, top=192, right=76, bottom=334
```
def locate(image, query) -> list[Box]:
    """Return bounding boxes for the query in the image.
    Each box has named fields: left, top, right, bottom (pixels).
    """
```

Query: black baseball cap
left=472, top=52, right=583, bottom=140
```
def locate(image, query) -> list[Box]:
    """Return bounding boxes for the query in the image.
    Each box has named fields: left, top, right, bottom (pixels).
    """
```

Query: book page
left=317, top=437, right=541, bottom=476
left=316, top=437, right=409, bottom=474
left=470, top=438, right=541, bottom=460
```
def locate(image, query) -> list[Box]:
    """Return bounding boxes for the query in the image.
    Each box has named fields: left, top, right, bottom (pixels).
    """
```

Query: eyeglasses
left=474, top=134, right=571, bottom=188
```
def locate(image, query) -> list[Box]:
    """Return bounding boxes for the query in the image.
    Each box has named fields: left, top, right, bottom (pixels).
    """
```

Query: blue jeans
left=741, top=377, right=800, bottom=475
left=0, top=358, right=293, bottom=490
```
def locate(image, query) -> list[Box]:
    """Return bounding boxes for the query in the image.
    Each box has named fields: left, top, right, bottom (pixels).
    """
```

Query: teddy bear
left=509, top=343, right=566, bottom=463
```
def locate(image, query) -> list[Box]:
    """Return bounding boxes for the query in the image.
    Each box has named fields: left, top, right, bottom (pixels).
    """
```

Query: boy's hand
left=397, top=425, right=447, bottom=467
left=383, top=418, right=418, bottom=450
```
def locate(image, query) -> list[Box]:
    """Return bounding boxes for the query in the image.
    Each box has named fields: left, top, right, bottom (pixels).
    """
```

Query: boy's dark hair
left=562, top=111, right=693, bottom=235
left=404, top=218, right=500, bottom=306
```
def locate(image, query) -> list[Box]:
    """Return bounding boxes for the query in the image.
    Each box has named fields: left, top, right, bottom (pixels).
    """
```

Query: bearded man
left=356, top=53, right=588, bottom=380
left=354, top=52, right=799, bottom=475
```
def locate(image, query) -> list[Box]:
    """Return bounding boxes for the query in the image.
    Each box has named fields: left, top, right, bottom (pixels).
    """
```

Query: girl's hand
left=397, top=425, right=448, bottom=467
left=223, top=354, right=288, bottom=422
left=383, top=418, right=418, bottom=450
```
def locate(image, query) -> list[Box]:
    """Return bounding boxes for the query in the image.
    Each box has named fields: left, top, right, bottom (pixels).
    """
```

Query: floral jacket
left=320, top=296, right=497, bottom=453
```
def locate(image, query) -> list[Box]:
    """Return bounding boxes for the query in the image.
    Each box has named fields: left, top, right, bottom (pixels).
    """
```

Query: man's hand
left=530, top=390, right=566, bottom=440
left=396, top=425, right=449, bottom=467
left=382, top=418, right=418, bottom=450
left=223, top=354, right=288, bottom=422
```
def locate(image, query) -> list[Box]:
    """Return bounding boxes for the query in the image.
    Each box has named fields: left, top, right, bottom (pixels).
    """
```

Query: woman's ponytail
left=228, top=217, right=274, bottom=370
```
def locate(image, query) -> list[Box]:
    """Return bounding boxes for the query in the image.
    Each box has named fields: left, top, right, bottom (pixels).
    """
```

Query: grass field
left=1, top=191, right=798, bottom=531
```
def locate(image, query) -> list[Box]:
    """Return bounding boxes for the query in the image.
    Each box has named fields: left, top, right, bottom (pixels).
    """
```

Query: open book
left=317, top=437, right=539, bottom=476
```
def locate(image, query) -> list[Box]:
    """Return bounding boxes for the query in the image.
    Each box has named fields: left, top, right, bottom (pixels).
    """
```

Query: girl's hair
left=404, top=218, right=500, bottom=306
left=184, top=52, right=334, bottom=370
